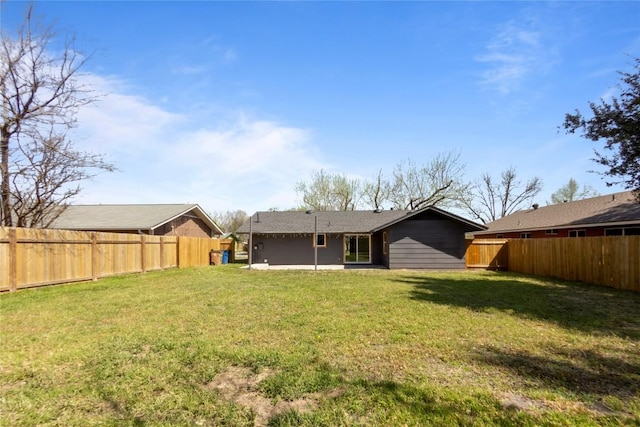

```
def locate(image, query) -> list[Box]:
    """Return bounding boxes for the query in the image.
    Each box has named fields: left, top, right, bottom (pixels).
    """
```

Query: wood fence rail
left=465, top=236, right=640, bottom=292
left=465, top=239, right=508, bottom=270
left=0, top=227, right=233, bottom=292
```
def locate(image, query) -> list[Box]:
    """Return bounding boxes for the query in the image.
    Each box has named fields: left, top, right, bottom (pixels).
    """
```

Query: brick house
left=474, top=191, right=640, bottom=239
left=50, top=204, right=223, bottom=237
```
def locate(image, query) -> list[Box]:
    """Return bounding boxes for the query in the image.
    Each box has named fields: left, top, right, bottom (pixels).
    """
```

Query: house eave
left=475, top=220, right=640, bottom=235
left=371, top=206, right=487, bottom=233
left=150, top=204, right=224, bottom=235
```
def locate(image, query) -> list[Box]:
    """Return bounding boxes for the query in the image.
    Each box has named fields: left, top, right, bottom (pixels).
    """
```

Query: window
left=625, top=227, right=640, bottom=236
left=545, top=229, right=559, bottom=235
left=383, top=231, right=388, bottom=255
left=605, top=228, right=623, bottom=236
left=344, top=234, right=371, bottom=263
left=569, top=230, right=586, bottom=237
left=496, top=234, right=504, bottom=238
left=606, top=227, right=640, bottom=236
left=520, top=233, right=531, bottom=239
left=314, top=233, right=326, bottom=247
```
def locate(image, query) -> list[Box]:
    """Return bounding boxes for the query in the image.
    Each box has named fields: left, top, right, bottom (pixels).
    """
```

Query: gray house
left=237, top=207, right=486, bottom=269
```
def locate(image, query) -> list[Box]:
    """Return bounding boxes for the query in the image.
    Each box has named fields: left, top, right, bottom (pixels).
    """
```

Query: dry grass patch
left=206, top=366, right=343, bottom=426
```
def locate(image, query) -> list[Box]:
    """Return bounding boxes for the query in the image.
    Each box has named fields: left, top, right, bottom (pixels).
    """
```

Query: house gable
left=380, top=210, right=471, bottom=270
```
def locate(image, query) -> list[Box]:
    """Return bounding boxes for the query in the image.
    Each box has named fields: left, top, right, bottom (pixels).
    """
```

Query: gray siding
left=388, top=219, right=466, bottom=269
left=371, top=232, right=386, bottom=266
left=251, top=234, right=344, bottom=265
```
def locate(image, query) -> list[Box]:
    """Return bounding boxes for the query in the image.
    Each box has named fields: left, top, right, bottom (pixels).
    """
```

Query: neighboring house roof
left=237, top=206, right=486, bottom=234
left=50, top=204, right=224, bottom=235
left=223, top=232, right=242, bottom=242
left=476, top=191, right=640, bottom=235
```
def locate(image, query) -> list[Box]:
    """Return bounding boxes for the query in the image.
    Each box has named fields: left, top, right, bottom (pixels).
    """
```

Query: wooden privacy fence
left=0, top=227, right=233, bottom=292
left=465, top=239, right=508, bottom=270
left=177, top=236, right=234, bottom=268
left=465, top=237, right=640, bottom=292
left=508, top=236, right=639, bottom=292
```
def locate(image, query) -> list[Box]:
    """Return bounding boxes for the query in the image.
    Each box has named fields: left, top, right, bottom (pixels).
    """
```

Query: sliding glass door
left=344, top=234, right=370, bottom=263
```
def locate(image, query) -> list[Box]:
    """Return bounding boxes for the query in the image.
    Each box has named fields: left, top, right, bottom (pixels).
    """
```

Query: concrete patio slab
left=242, top=264, right=385, bottom=270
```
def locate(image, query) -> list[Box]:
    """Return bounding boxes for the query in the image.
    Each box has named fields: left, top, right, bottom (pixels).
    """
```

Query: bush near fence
left=465, top=236, right=640, bottom=292
left=0, top=227, right=233, bottom=291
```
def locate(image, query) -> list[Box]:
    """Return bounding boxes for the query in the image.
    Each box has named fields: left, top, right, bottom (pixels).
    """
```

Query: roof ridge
left=67, top=203, right=197, bottom=206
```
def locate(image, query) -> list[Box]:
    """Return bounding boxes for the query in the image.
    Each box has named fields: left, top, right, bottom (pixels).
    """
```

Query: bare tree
left=389, top=151, right=469, bottom=210
left=295, top=169, right=360, bottom=211
left=332, top=174, right=360, bottom=210
left=462, top=166, right=542, bottom=224
left=548, top=178, right=599, bottom=205
left=295, top=169, right=333, bottom=211
left=211, top=209, right=248, bottom=233
left=362, top=169, right=392, bottom=210
left=1, top=6, right=114, bottom=227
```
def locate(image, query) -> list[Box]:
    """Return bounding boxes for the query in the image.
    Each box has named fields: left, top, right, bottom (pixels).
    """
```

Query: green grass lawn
left=1, top=265, right=639, bottom=426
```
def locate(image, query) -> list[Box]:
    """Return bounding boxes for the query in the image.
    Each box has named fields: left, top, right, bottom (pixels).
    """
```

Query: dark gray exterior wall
left=371, top=231, right=387, bottom=267
left=250, top=211, right=470, bottom=269
left=251, top=233, right=344, bottom=265
left=386, top=216, right=467, bottom=270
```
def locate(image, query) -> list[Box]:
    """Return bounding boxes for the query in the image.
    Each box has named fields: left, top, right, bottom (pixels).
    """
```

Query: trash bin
left=222, top=250, right=229, bottom=264
left=210, top=250, right=222, bottom=266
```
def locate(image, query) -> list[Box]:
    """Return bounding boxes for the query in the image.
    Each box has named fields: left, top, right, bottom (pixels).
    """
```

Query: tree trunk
left=0, top=127, right=11, bottom=226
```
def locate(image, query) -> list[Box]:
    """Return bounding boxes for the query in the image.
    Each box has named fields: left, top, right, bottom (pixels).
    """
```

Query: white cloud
left=201, top=34, right=238, bottom=63
left=71, top=74, right=323, bottom=214
left=477, top=19, right=557, bottom=94
left=75, top=74, right=184, bottom=155
left=164, top=116, right=324, bottom=211
left=173, top=118, right=315, bottom=172
left=223, top=48, right=238, bottom=63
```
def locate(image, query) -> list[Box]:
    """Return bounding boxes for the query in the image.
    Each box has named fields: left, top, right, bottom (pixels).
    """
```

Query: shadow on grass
left=474, top=344, right=640, bottom=399
left=268, top=379, right=519, bottom=426
left=399, top=273, right=640, bottom=338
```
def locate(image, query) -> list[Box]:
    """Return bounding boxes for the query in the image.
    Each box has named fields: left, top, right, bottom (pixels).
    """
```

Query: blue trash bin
left=222, top=250, right=229, bottom=264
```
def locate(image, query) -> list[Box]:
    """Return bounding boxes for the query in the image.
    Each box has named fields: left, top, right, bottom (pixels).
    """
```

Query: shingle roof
left=476, top=191, right=640, bottom=235
left=237, top=207, right=486, bottom=234
left=237, top=210, right=407, bottom=234
left=50, top=204, right=223, bottom=234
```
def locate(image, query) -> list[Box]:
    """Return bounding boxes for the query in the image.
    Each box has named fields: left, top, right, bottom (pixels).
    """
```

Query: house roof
left=370, top=205, right=487, bottom=233
left=50, top=204, right=224, bottom=234
left=475, top=191, right=640, bottom=235
left=237, top=206, right=486, bottom=234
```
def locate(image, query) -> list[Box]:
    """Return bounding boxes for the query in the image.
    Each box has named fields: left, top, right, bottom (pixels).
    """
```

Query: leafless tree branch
left=1, top=5, right=113, bottom=227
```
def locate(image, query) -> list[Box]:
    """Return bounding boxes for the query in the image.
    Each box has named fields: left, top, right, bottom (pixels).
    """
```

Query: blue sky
left=2, top=1, right=639, bottom=216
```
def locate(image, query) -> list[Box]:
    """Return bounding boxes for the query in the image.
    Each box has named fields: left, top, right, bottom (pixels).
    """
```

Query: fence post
left=91, top=233, right=98, bottom=281
left=8, top=228, right=17, bottom=292
left=141, top=235, right=147, bottom=273
left=176, top=236, right=181, bottom=268
left=160, top=236, right=165, bottom=270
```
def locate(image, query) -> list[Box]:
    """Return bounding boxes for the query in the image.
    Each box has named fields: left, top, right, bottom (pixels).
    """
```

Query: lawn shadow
left=399, top=273, right=640, bottom=338
left=474, top=343, right=640, bottom=400
left=325, top=378, right=518, bottom=426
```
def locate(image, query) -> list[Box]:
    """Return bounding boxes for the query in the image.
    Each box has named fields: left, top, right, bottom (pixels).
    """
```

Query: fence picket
left=0, top=227, right=233, bottom=291
left=466, top=237, right=639, bottom=292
